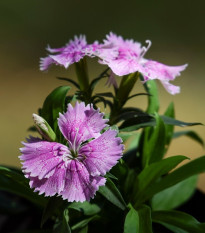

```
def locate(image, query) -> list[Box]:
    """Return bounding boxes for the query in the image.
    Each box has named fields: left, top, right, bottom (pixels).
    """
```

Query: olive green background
left=0, top=0, right=205, bottom=190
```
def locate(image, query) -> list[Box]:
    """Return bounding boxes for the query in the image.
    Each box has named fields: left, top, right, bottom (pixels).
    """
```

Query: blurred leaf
left=57, top=77, right=80, bottom=89
left=173, top=130, right=204, bottom=147
left=106, top=172, right=118, bottom=180
left=41, top=86, right=71, bottom=134
left=0, top=191, right=27, bottom=214
left=152, top=175, right=198, bottom=210
left=152, top=210, right=205, bottom=233
left=160, top=222, right=187, bottom=233
left=117, top=72, right=139, bottom=107
left=78, top=226, right=88, bottom=233
left=138, top=155, right=205, bottom=204
left=98, top=177, right=126, bottom=210
left=164, top=102, right=175, bottom=152
left=95, top=92, right=114, bottom=98
left=161, top=115, right=203, bottom=127
left=53, top=209, right=71, bottom=233
left=41, top=196, right=65, bottom=227
left=0, top=166, right=47, bottom=207
left=124, top=203, right=139, bottom=233
left=143, top=79, right=159, bottom=114
left=119, top=114, right=202, bottom=132
left=127, top=93, right=150, bottom=101
left=137, top=205, right=153, bottom=233
left=89, top=68, right=109, bottom=91
left=71, top=215, right=100, bottom=231
left=142, top=113, right=166, bottom=167
left=68, top=201, right=101, bottom=216
left=133, top=156, right=188, bottom=207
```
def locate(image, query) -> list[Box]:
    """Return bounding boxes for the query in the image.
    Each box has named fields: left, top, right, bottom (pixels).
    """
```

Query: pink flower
left=40, top=35, right=99, bottom=71
left=19, top=102, right=124, bottom=202
left=97, top=32, right=187, bottom=94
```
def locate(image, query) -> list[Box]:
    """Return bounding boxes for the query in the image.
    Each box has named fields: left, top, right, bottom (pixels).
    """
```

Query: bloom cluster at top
left=19, top=102, right=124, bottom=202
left=40, top=32, right=187, bottom=94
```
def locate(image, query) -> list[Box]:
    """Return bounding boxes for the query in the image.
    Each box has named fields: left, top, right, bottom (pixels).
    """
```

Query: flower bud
left=32, top=114, right=56, bottom=141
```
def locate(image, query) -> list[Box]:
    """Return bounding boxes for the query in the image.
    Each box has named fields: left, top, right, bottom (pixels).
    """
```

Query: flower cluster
left=19, top=102, right=124, bottom=202
left=40, top=32, right=187, bottom=94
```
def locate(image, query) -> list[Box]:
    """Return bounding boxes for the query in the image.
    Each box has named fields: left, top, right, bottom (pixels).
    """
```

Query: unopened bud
left=32, top=114, right=56, bottom=141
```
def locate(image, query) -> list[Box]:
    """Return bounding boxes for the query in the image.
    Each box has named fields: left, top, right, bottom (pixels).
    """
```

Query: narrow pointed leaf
left=98, top=178, right=126, bottom=210
left=173, top=130, right=204, bottom=147
left=152, top=210, right=205, bottom=233
left=57, top=77, right=80, bottom=89
left=71, top=215, right=99, bottom=231
left=53, top=209, right=71, bottom=233
left=152, top=175, right=197, bottom=210
left=142, top=113, right=166, bottom=167
left=143, top=79, right=159, bottom=114
left=133, top=156, right=188, bottom=207
left=139, top=156, right=205, bottom=203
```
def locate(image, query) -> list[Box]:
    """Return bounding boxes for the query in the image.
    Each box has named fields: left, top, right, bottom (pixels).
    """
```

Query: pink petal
left=60, top=160, right=106, bottom=202
left=58, top=102, right=108, bottom=147
left=19, top=138, right=65, bottom=179
left=142, top=60, right=188, bottom=81
left=81, top=129, right=124, bottom=176
left=160, top=80, right=180, bottom=95
left=29, top=165, right=66, bottom=196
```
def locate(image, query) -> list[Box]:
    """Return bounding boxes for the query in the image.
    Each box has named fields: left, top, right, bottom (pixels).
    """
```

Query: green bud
left=32, top=114, right=56, bottom=141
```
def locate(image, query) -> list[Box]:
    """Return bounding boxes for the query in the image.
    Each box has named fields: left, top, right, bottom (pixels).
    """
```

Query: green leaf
left=68, top=201, right=101, bottom=216
left=95, top=92, right=114, bottom=98
left=41, top=86, right=70, bottom=133
left=78, top=226, right=88, bottom=233
left=142, top=113, right=166, bottom=167
left=119, top=114, right=202, bottom=132
left=89, top=68, right=109, bottom=91
left=124, top=203, right=139, bottom=233
left=71, top=215, right=100, bottom=231
left=138, top=205, right=153, bottom=233
left=117, top=72, right=139, bottom=107
left=143, top=79, right=159, bottom=114
left=152, top=175, right=197, bottom=210
left=160, top=222, right=187, bottom=233
left=139, top=155, right=205, bottom=204
left=57, top=77, right=80, bottom=89
left=0, top=166, right=47, bottom=207
left=161, top=115, right=203, bottom=127
left=152, top=210, right=205, bottom=233
left=53, top=209, right=71, bottom=233
left=164, top=102, right=175, bottom=152
left=173, top=130, right=204, bottom=147
left=133, top=156, right=188, bottom=207
left=98, top=177, right=126, bottom=210
left=41, top=196, right=65, bottom=227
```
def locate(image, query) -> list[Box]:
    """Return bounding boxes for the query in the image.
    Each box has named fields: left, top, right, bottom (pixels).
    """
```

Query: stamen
left=140, top=40, right=152, bottom=58
left=73, top=127, right=80, bottom=152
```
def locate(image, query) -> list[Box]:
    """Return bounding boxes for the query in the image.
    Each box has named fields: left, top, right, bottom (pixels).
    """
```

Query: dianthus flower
left=40, top=35, right=99, bottom=71
left=97, top=32, right=187, bottom=94
left=19, top=102, right=124, bottom=202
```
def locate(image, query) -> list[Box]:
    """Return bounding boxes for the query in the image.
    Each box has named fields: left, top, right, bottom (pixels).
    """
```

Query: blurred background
left=0, top=0, right=205, bottom=190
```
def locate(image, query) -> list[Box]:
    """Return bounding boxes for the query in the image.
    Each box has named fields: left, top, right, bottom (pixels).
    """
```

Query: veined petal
left=142, top=60, right=188, bottom=81
left=160, top=80, right=180, bottom=95
left=19, top=138, right=65, bottom=179
left=60, top=160, right=106, bottom=202
left=29, top=164, right=66, bottom=196
left=81, top=129, right=124, bottom=176
left=58, top=102, right=108, bottom=147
